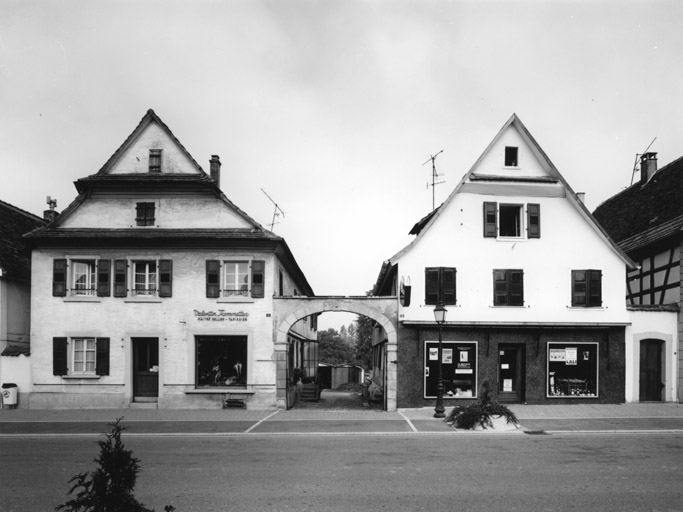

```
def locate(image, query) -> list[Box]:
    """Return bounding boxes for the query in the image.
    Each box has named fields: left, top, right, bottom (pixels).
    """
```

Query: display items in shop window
left=424, top=341, right=477, bottom=399
left=196, top=335, right=248, bottom=387
left=547, top=342, right=598, bottom=397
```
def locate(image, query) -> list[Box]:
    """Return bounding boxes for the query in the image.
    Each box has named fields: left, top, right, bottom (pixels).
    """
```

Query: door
left=639, top=339, right=663, bottom=401
left=498, top=345, right=525, bottom=403
left=133, top=337, right=159, bottom=400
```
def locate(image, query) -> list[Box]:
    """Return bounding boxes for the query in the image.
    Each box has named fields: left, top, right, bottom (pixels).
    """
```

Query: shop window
left=196, top=335, right=247, bottom=387
left=206, top=260, right=265, bottom=299
left=52, top=337, right=110, bottom=376
left=424, top=267, right=456, bottom=305
left=504, top=146, right=518, bottom=167
left=424, top=341, right=477, bottom=398
left=571, top=270, right=602, bottom=307
left=136, top=202, right=156, bottom=226
left=52, top=258, right=111, bottom=298
left=483, top=202, right=540, bottom=239
left=547, top=342, right=598, bottom=397
left=493, top=269, right=524, bottom=306
left=149, top=149, right=162, bottom=173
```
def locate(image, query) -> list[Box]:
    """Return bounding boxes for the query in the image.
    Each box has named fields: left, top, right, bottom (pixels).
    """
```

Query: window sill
left=61, top=375, right=101, bottom=380
left=64, top=296, right=101, bottom=303
left=217, top=297, right=254, bottom=304
left=186, top=388, right=255, bottom=395
left=490, top=305, right=528, bottom=308
left=566, top=306, right=606, bottom=310
left=124, top=297, right=162, bottom=303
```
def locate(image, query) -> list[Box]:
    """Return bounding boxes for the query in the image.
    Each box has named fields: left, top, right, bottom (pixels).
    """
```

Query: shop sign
left=565, top=347, right=577, bottom=365
left=549, top=348, right=566, bottom=362
left=193, top=310, right=249, bottom=323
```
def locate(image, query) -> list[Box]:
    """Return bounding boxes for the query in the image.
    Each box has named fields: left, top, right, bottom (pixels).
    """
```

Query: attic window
left=504, top=146, right=518, bottom=167
left=136, top=202, right=155, bottom=226
left=149, top=149, right=162, bottom=173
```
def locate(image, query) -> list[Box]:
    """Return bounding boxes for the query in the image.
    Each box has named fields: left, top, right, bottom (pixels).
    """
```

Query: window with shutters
left=149, top=149, right=162, bottom=173
left=205, top=259, right=265, bottom=301
left=483, top=202, right=540, bottom=239
left=53, top=257, right=111, bottom=300
left=571, top=270, right=602, bottom=307
left=424, top=267, right=457, bottom=306
left=107, top=257, right=172, bottom=300
left=52, top=337, right=110, bottom=377
left=136, top=202, right=156, bottom=226
left=504, top=146, right=519, bottom=167
left=493, top=269, right=524, bottom=306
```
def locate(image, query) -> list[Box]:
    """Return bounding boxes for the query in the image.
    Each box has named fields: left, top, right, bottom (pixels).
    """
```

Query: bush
left=55, top=418, right=175, bottom=512
left=444, top=381, right=518, bottom=430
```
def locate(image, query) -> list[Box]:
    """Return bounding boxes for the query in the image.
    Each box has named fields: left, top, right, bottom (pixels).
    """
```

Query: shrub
left=444, top=381, right=518, bottom=430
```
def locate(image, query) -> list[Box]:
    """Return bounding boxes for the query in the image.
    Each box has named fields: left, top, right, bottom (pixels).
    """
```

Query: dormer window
left=149, top=149, right=162, bottom=173
left=504, top=146, right=518, bottom=167
left=136, top=202, right=155, bottom=226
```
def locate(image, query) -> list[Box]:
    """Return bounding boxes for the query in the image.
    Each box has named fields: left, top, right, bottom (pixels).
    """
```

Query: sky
left=2, top=0, right=683, bottom=330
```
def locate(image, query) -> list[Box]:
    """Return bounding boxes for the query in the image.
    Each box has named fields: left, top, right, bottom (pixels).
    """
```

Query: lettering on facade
left=193, top=310, right=249, bottom=322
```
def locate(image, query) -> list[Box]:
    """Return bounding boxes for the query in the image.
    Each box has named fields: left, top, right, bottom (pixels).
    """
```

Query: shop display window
left=424, top=341, right=477, bottom=399
left=547, top=342, right=598, bottom=398
left=196, top=335, right=247, bottom=387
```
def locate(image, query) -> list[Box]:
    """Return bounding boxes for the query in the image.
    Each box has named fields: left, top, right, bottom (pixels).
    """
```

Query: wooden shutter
left=95, top=338, right=110, bottom=376
left=509, top=269, right=524, bottom=306
left=588, top=270, right=602, bottom=307
left=527, top=203, right=541, bottom=238
left=113, top=260, right=127, bottom=297
left=483, top=202, right=497, bottom=237
left=53, top=259, right=67, bottom=297
left=206, top=260, right=220, bottom=298
left=53, top=337, right=68, bottom=375
left=572, top=270, right=587, bottom=306
left=442, top=267, right=457, bottom=305
left=158, top=259, right=172, bottom=297
left=251, top=260, right=265, bottom=298
left=97, top=259, right=111, bottom=297
left=493, top=270, right=508, bottom=305
left=425, top=268, right=440, bottom=305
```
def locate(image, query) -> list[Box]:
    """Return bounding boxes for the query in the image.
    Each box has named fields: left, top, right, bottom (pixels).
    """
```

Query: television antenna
left=423, top=150, right=445, bottom=211
left=261, top=189, right=286, bottom=232
left=630, top=137, right=657, bottom=185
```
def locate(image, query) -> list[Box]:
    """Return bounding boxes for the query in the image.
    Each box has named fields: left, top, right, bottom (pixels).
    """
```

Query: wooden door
left=639, top=339, right=663, bottom=401
left=133, top=338, right=159, bottom=399
left=498, top=345, right=525, bottom=403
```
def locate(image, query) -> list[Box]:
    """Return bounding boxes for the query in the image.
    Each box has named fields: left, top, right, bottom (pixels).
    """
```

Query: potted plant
left=444, top=381, right=519, bottom=430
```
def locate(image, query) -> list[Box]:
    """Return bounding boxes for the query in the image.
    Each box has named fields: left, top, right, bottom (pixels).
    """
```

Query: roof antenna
left=261, top=189, right=286, bottom=232
left=423, top=150, right=445, bottom=211
left=630, top=137, right=657, bottom=185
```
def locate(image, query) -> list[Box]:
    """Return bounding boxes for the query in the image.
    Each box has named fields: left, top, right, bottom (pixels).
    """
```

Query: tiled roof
left=25, top=228, right=281, bottom=242
left=0, top=200, right=46, bottom=282
left=593, top=156, right=683, bottom=247
left=0, top=342, right=30, bottom=357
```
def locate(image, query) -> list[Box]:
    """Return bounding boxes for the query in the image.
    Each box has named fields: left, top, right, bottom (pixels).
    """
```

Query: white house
left=373, top=114, right=636, bottom=407
left=25, top=109, right=316, bottom=409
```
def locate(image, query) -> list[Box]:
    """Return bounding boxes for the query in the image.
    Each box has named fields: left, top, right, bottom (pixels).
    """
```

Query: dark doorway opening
left=498, top=344, right=525, bottom=403
left=133, top=337, right=159, bottom=401
left=640, top=339, right=664, bottom=401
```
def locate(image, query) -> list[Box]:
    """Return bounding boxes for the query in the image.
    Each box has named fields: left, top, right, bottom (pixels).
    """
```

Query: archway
left=273, top=296, right=398, bottom=410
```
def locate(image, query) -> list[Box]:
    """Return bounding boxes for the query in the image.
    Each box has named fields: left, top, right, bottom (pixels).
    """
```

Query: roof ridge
left=0, top=199, right=46, bottom=223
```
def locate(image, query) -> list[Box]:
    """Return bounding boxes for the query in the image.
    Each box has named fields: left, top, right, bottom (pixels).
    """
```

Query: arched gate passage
left=273, top=296, right=398, bottom=410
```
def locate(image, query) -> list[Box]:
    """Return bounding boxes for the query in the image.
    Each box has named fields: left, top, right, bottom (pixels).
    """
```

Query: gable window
left=206, top=260, right=265, bottom=300
left=149, top=149, right=162, bottom=173
left=52, top=337, right=110, bottom=377
left=571, top=270, right=602, bottom=307
left=136, top=202, right=155, bottom=226
left=483, top=202, right=540, bottom=239
left=53, top=258, right=111, bottom=298
left=505, top=146, right=518, bottom=167
left=425, top=267, right=456, bottom=305
left=493, top=269, right=524, bottom=306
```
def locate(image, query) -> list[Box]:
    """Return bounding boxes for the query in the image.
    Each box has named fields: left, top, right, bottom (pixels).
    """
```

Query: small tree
left=56, top=418, right=173, bottom=512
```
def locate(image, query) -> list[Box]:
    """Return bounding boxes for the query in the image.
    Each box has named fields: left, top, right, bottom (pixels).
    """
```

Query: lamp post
left=433, top=302, right=447, bottom=418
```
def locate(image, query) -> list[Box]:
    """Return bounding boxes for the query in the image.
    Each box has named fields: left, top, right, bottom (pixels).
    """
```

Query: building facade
left=593, top=153, right=682, bottom=402
left=373, top=115, right=635, bottom=407
left=25, top=110, right=315, bottom=409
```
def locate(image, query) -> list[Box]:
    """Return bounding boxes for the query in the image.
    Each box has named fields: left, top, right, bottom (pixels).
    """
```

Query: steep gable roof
left=593, top=156, right=683, bottom=252
left=0, top=199, right=46, bottom=282
left=385, top=114, right=634, bottom=268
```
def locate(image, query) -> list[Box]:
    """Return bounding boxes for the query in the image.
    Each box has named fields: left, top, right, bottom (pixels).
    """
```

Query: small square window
left=493, top=269, right=524, bottom=306
left=505, top=146, right=518, bottom=167
left=149, top=149, right=162, bottom=173
left=136, top=202, right=155, bottom=226
left=498, top=205, right=522, bottom=237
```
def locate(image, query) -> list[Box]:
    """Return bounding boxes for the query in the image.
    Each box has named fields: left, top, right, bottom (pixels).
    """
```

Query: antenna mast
left=630, top=137, right=657, bottom=185
left=261, top=189, right=286, bottom=232
left=423, top=150, right=445, bottom=211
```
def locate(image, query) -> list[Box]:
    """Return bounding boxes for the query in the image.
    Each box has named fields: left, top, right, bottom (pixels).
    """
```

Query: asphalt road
left=2, top=433, right=682, bottom=512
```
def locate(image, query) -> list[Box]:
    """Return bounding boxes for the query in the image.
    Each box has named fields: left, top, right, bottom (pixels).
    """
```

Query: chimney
left=209, top=155, right=221, bottom=188
left=44, top=196, right=58, bottom=223
left=640, top=152, right=658, bottom=184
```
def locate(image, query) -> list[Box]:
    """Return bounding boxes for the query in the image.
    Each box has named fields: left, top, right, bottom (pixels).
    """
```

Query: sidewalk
left=1, top=402, right=682, bottom=436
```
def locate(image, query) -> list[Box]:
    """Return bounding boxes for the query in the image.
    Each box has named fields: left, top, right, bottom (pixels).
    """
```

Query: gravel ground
left=294, top=389, right=383, bottom=410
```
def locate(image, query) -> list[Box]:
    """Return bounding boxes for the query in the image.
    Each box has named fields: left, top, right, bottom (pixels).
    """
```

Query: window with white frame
left=52, top=337, right=110, bottom=377
left=224, top=261, right=249, bottom=297
left=53, top=258, right=111, bottom=298
left=73, top=338, right=97, bottom=374
left=206, top=259, right=265, bottom=299
left=71, top=260, right=96, bottom=296
left=133, top=261, right=157, bottom=296
left=483, top=202, right=540, bottom=239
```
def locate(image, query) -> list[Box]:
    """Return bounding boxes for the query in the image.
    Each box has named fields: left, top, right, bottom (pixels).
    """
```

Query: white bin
left=2, top=383, right=18, bottom=408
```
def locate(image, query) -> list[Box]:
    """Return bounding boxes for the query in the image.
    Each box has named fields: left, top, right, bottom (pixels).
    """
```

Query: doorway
left=639, top=339, right=664, bottom=402
left=133, top=337, right=159, bottom=401
left=498, top=344, right=525, bottom=403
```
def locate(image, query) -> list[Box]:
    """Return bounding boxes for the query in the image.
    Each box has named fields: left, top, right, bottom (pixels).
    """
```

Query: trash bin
left=2, top=383, right=18, bottom=409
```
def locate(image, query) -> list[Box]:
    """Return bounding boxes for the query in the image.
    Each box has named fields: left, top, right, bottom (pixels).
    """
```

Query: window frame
left=223, top=260, right=250, bottom=298
left=493, top=269, right=524, bottom=306
left=206, top=259, right=265, bottom=301
left=195, top=335, right=248, bottom=388
left=504, top=146, right=519, bottom=167
left=53, top=337, right=110, bottom=377
left=424, top=267, right=457, bottom=306
left=53, top=257, right=111, bottom=299
left=149, top=149, right=162, bottom=173
left=571, top=269, right=603, bottom=307
left=135, top=202, right=156, bottom=227
left=547, top=342, right=599, bottom=398
left=483, top=202, right=540, bottom=239
left=71, top=260, right=97, bottom=297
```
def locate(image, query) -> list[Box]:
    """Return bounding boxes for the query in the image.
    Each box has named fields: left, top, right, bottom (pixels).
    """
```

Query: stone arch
left=273, top=297, right=398, bottom=410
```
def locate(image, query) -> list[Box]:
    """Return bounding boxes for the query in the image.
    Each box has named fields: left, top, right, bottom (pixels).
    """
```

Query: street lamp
left=433, top=302, right=447, bottom=418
